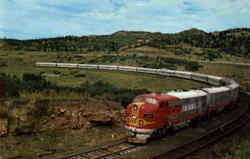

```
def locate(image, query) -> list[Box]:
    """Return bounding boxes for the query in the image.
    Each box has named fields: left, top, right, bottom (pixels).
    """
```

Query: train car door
left=158, top=101, right=169, bottom=125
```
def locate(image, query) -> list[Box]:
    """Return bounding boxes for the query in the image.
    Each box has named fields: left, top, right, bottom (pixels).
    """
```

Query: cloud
left=0, top=0, right=250, bottom=39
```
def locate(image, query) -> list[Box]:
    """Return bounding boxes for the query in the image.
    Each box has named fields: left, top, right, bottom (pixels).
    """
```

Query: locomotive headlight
left=139, top=120, right=144, bottom=128
left=133, top=104, right=137, bottom=111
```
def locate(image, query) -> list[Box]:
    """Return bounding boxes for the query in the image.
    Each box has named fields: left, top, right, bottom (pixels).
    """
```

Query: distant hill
left=0, top=28, right=250, bottom=59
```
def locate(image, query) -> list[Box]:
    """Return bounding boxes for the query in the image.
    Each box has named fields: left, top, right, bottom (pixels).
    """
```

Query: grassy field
left=1, top=50, right=249, bottom=94
left=198, top=63, right=250, bottom=91
left=0, top=51, right=208, bottom=92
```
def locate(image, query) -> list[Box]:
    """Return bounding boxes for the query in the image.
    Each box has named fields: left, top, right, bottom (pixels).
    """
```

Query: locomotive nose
left=130, top=102, right=144, bottom=116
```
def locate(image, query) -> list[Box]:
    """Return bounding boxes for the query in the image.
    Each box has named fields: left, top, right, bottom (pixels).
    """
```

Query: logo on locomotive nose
left=131, top=102, right=144, bottom=116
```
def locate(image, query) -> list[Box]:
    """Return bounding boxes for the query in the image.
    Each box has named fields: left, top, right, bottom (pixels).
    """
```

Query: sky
left=0, top=0, right=250, bottom=40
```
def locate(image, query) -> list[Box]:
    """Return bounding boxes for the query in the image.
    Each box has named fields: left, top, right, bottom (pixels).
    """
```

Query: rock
left=52, top=117, right=71, bottom=130
left=111, top=111, right=122, bottom=123
left=57, top=143, right=64, bottom=147
left=50, top=114, right=55, bottom=119
left=76, top=117, right=88, bottom=129
left=0, top=118, right=8, bottom=136
left=59, top=108, right=66, bottom=114
left=88, top=112, right=112, bottom=125
left=9, top=108, right=36, bottom=135
left=65, top=110, right=71, bottom=117
left=84, top=121, right=92, bottom=129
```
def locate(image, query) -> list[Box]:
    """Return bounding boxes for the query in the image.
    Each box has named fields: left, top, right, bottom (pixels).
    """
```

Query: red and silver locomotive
left=125, top=87, right=238, bottom=144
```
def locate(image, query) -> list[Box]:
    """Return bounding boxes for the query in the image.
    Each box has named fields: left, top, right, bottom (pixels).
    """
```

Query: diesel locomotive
left=125, top=87, right=239, bottom=144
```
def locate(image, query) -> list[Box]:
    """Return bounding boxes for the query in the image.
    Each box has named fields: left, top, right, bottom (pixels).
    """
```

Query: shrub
left=0, top=106, right=8, bottom=118
left=73, top=73, right=86, bottom=78
left=52, top=70, right=61, bottom=75
left=23, top=73, right=42, bottom=81
left=184, top=61, right=202, bottom=71
left=1, top=75, right=19, bottom=97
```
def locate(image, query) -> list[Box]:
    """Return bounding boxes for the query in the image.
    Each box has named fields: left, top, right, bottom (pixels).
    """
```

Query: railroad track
left=60, top=141, right=139, bottom=159
left=150, top=103, right=250, bottom=159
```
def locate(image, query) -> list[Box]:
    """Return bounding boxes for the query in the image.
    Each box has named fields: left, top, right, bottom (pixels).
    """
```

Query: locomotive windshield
left=134, top=97, right=158, bottom=104
left=134, top=97, right=143, bottom=102
left=145, top=97, right=158, bottom=104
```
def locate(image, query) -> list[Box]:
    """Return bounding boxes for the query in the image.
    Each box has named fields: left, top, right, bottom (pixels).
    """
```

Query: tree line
left=1, top=28, right=250, bottom=58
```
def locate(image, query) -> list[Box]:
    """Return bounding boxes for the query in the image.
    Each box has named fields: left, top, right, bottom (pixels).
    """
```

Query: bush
left=73, top=73, right=86, bottom=78
left=23, top=73, right=42, bottom=81
left=184, top=61, right=202, bottom=71
left=52, top=70, right=61, bottom=75
left=21, top=73, right=52, bottom=92
left=80, top=80, right=150, bottom=107
left=1, top=73, right=150, bottom=108
left=0, top=106, right=8, bottom=118
left=0, top=61, right=7, bottom=67
left=1, top=75, right=19, bottom=97
left=0, top=73, right=54, bottom=98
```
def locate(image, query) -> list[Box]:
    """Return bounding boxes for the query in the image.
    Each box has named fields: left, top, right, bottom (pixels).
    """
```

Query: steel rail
left=59, top=141, right=139, bottom=159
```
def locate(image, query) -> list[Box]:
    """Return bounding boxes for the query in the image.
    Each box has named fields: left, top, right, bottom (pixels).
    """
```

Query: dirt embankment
left=0, top=99, right=125, bottom=137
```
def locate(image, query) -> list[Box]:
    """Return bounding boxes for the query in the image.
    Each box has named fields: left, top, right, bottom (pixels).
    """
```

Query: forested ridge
left=1, top=28, right=250, bottom=58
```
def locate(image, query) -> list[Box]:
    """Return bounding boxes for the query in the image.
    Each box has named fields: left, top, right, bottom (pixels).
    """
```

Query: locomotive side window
left=169, top=101, right=182, bottom=107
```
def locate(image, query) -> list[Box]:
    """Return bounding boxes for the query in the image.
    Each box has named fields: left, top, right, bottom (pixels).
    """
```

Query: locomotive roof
left=166, top=90, right=207, bottom=99
left=206, top=75, right=223, bottom=80
left=174, top=71, right=192, bottom=75
left=137, top=93, right=180, bottom=102
left=202, top=86, right=230, bottom=93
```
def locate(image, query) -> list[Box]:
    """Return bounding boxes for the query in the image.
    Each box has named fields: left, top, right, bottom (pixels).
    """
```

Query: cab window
left=145, top=97, right=158, bottom=105
left=134, top=97, right=143, bottom=102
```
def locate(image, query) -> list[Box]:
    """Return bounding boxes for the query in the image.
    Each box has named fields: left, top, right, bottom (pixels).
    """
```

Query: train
left=36, top=62, right=240, bottom=144
left=124, top=78, right=239, bottom=143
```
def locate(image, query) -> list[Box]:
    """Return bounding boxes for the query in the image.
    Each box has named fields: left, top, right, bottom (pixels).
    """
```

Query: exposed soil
left=0, top=99, right=126, bottom=159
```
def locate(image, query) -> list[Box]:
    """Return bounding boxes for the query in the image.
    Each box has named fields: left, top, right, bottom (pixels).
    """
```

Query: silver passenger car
left=136, top=67, right=158, bottom=74
left=167, top=90, right=208, bottom=113
left=36, top=62, right=57, bottom=67
left=191, top=73, right=208, bottom=83
left=56, top=63, right=78, bottom=68
left=118, top=66, right=137, bottom=72
left=98, top=65, right=118, bottom=70
left=202, top=87, right=231, bottom=108
left=174, top=71, right=192, bottom=79
left=78, top=64, right=99, bottom=69
left=206, top=75, right=223, bottom=86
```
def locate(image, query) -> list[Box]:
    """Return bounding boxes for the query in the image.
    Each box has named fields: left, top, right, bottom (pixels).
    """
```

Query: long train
left=36, top=62, right=240, bottom=143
